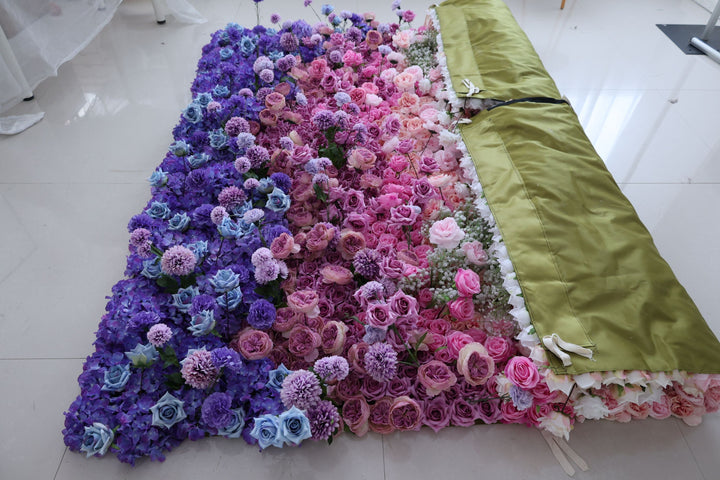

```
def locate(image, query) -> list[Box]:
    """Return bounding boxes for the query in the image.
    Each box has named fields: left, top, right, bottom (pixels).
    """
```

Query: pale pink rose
left=320, top=264, right=354, bottom=285
left=393, top=71, right=417, bottom=92
left=342, top=396, right=371, bottom=436
left=446, top=331, right=473, bottom=358
left=389, top=396, right=422, bottom=431
left=404, top=65, right=424, bottom=82
left=505, top=357, right=540, bottom=390
left=417, top=360, right=457, bottom=397
left=448, top=296, right=475, bottom=322
left=234, top=329, right=273, bottom=360
left=287, top=290, right=320, bottom=318
left=270, top=232, right=299, bottom=259
left=457, top=343, right=495, bottom=386
left=347, top=342, right=369, bottom=374
left=461, top=241, right=489, bottom=266
left=392, top=30, right=415, bottom=49
left=321, top=321, right=349, bottom=355
left=455, top=268, right=481, bottom=297
left=704, top=386, right=720, bottom=412
left=369, top=397, right=395, bottom=434
left=428, top=217, right=465, bottom=249
left=348, top=147, right=377, bottom=171
left=264, top=91, right=286, bottom=111
left=403, top=117, right=425, bottom=135
left=649, top=396, right=672, bottom=419
left=484, top=336, right=513, bottom=363
left=397, top=92, right=420, bottom=110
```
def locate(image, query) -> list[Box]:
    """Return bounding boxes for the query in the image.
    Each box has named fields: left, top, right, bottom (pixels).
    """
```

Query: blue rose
left=169, top=140, right=190, bottom=156
left=213, top=85, right=231, bottom=98
left=216, top=287, right=243, bottom=311
left=210, top=269, right=240, bottom=293
left=250, top=414, right=283, bottom=449
left=125, top=343, right=158, bottom=367
left=194, top=92, right=213, bottom=107
left=171, top=286, right=199, bottom=313
left=80, top=423, right=114, bottom=458
left=209, top=129, right=228, bottom=149
left=278, top=407, right=312, bottom=446
left=239, top=35, right=258, bottom=56
left=183, top=103, right=203, bottom=124
left=268, top=50, right=283, bottom=61
left=168, top=213, right=191, bottom=231
left=188, top=310, right=216, bottom=336
left=257, top=177, right=276, bottom=194
left=150, top=392, right=187, bottom=429
left=219, top=47, right=234, bottom=60
left=146, top=201, right=171, bottom=220
left=141, top=259, right=162, bottom=279
left=218, top=407, right=246, bottom=438
left=236, top=219, right=257, bottom=238
left=266, top=364, right=292, bottom=391
left=102, top=364, right=131, bottom=392
left=148, top=169, right=168, bottom=187
left=187, top=153, right=209, bottom=168
left=266, top=187, right=291, bottom=213
left=186, top=240, right=208, bottom=261
left=218, top=217, right=241, bottom=238
left=230, top=199, right=253, bottom=217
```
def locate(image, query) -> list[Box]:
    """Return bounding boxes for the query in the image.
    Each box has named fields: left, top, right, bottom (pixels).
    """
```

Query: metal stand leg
left=151, top=0, right=167, bottom=24
left=691, top=0, right=720, bottom=64
left=0, top=25, right=33, bottom=101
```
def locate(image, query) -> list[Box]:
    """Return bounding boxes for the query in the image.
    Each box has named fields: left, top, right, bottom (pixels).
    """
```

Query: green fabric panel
left=434, top=0, right=561, bottom=100
left=460, top=102, right=720, bottom=375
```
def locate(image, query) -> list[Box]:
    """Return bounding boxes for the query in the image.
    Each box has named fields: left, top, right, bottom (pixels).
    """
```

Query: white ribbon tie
left=542, top=333, right=594, bottom=367
left=462, top=78, right=480, bottom=95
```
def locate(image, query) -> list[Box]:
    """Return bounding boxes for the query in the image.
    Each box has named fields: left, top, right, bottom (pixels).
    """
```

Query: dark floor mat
left=657, top=24, right=720, bottom=54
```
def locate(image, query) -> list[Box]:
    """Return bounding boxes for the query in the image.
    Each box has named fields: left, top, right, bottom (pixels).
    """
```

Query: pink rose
left=461, top=241, right=489, bottom=266
left=348, top=147, right=377, bottom=171
left=389, top=204, right=420, bottom=226
left=428, top=217, right=465, bottom=249
left=505, top=357, right=540, bottom=390
left=393, top=71, right=417, bottom=91
left=649, top=396, right=672, bottom=420
left=457, top=342, right=495, bottom=386
left=287, top=325, right=321, bottom=362
left=417, top=360, right=457, bottom=397
left=264, top=91, right=286, bottom=111
left=321, top=321, right=349, bottom=355
left=455, top=268, right=481, bottom=297
left=389, top=290, right=418, bottom=318
left=448, top=296, right=475, bottom=322
left=418, top=288, right=434, bottom=307
left=270, top=232, right=299, bottom=259
left=287, top=290, right=320, bottom=318
left=484, top=336, right=513, bottom=363
left=258, top=109, right=278, bottom=126
left=347, top=342, right=369, bottom=374
left=369, top=397, right=395, bottom=434
left=627, top=402, right=650, bottom=420
left=365, top=30, right=383, bottom=49
left=342, top=396, right=371, bottom=436
left=320, top=264, right=354, bottom=285
left=272, top=307, right=299, bottom=333
left=233, top=329, right=273, bottom=360
left=392, top=30, right=415, bottom=49
left=366, top=302, right=396, bottom=329
left=389, top=396, right=423, bottom=431
left=500, top=400, right=529, bottom=424
left=342, top=50, right=363, bottom=67
left=705, top=386, right=720, bottom=412
left=446, top=331, right=473, bottom=358
left=349, top=88, right=366, bottom=104
left=305, top=223, right=336, bottom=252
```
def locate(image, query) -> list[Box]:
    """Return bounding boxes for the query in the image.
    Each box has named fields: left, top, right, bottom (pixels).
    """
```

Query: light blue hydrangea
left=167, top=213, right=191, bottom=231
left=124, top=343, right=158, bottom=367
left=150, top=392, right=187, bottom=429
left=321, top=4, right=334, bottom=15
left=148, top=169, right=168, bottom=187
left=188, top=310, right=216, bottom=337
left=102, top=363, right=131, bottom=392
left=210, top=269, right=240, bottom=293
left=216, top=287, right=243, bottom=311
left=80, top=423, right=114, bottom=458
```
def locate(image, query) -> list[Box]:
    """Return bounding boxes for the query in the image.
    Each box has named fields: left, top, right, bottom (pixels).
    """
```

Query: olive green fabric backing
left=436, top=0, right=720, bottom=375
left=434, top=0, right=561, bottom=100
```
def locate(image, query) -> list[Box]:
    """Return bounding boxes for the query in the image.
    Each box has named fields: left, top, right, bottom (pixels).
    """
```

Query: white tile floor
left=0, top=0, right=718, bottom=478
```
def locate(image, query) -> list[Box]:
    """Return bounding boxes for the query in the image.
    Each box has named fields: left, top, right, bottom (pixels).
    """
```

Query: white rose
left=428, top=217, right=465, bottom=249
left=539, top=411, right=572, bottom=440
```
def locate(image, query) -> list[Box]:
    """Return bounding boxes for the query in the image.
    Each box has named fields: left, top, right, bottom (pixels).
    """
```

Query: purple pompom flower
left=147, top=323, right=173, bottom=347
left=364, top=342, right=398, bottom=382
left=181, top=349, right=220, bottom=389
left=160, top=245, right=197, bottom=276
left=306, top=400, right=341, bottom=440
left=353, top=248, right=381, bottom=278
left=218, top=186, right=247, bottom=209
left=234, top=156, right=251, bottom=174
left=313, top=356, right=349, bottom=382
left=280, top=370, right=321, bottom=409
left=210, top=206, right=228, bottom=225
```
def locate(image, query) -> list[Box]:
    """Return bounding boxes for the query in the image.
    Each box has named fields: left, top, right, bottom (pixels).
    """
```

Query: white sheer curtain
left=0, top=0, right=205, bottom=133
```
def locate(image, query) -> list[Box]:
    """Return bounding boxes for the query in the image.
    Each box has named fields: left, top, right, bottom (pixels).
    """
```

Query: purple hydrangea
left=280, top=370, right=321, bottom=409
left=224, top=116, right=249, bottom=136
left=247, top=299, right=276, bottom=330
left=312, top=110, right=336, bottom=130
left=211, top=347, right=243, bottom=372
left=246, top=145, right=269, bottom=167
left=364, top=342, right=398, bottom=382
left=201, top=392, right=234, bottom=429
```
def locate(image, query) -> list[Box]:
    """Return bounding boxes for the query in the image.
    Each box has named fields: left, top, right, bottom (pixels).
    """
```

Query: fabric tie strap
left=541, top=430, right=589, bottom=476
left=542, top=334, right=594, bottom=367
left=462, top=78, right=480, bottom=95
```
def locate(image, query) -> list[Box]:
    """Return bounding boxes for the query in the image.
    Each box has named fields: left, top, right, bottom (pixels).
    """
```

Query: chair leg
left=561, top=0, right=566, bottom=9
left=151, top=0, right=167, bottom=24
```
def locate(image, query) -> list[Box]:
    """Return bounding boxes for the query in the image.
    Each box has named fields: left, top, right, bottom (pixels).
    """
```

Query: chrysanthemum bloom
left=313, top=356, right=349, bottom=382
left=364, top=342, right=398, bottom=382
left=181, top=349, right=219, bottom=389
left=280, top=369, right=321, bottom=409
left=210, top=206, right=228, bottom=225
left=146, top=323, right=172, bottom=347
left=307, top=400, right=341, bottom=440
left=218, top=186, right=247, bottom=209
left=353, top=248, right=381, bottom=278
left=160, top=246, right=197, bottom=276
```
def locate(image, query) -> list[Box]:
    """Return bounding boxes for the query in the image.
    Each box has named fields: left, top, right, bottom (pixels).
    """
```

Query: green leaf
left=414, top=332, right=428, bottom=350
left=156, top=275, right=179, bottom=294
left=165, top=372, right=184, bottom=391
left=319, top=143, right=346, bottom=170
left=313, top=183, right=328, bottom=203
left=327, top=435, right=333, bottom=446
left=159, top=346, right=179, bottom=368
left=179, top=273, right=197, bottom=289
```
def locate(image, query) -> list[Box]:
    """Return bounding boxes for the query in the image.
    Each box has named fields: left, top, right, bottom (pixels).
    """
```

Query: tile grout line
left=53, top=446, right=68, bottom=480
left=673, top=417, right=708, bottom=480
